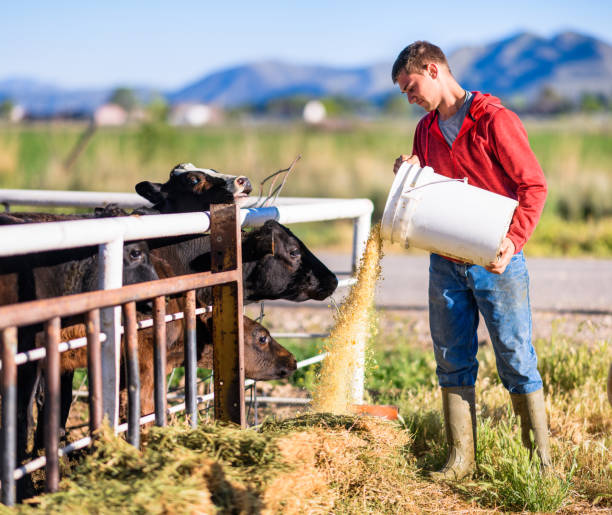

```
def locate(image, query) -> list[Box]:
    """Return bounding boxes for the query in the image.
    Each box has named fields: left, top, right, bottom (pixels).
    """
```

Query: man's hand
left=485, top=237, right=515, bottom=274
left=393, top=154, right=420, bottom=174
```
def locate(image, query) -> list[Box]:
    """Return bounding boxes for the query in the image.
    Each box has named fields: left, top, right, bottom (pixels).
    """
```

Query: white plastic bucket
left=381, top=162, right=518, bottom=266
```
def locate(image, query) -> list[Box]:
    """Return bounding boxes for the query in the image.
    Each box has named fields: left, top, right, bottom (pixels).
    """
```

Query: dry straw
left=311, top=224, right=383, bottom=414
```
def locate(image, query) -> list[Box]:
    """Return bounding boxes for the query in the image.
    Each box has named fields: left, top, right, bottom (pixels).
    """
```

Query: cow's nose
left=235, top=176, right=252, bottom=195
left=277, top=367, right=294, bottom=378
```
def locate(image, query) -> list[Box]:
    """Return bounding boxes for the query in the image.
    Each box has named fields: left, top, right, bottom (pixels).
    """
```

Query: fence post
left=351, top=212, right=372, bottom=274
left=184, top=290, right=198, bottom=428
left=349, top=211, right=372, bottom=405
left=211, top=204, right=245, bottom=427
left=1, top=327, right=17, bottom=506
left=44, top=317, right=61, bottom=493
left=153, top=296, right=167, bottom=427
left=98, top=238, right=123, bottom=429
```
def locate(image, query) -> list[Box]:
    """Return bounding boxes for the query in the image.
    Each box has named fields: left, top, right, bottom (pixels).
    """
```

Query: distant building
left=169, top=103, right=222, bottom=126
left=9, top=104, right=25, bottom=122
left=303, top=100, right=326, bottom=124
left=94, top=103, right=128, bottom=126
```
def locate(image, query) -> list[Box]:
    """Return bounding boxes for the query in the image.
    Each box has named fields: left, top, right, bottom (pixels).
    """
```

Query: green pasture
left=0, top=119, right=610, bottom=255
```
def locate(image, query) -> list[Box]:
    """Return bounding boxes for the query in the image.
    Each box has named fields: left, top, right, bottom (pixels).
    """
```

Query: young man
left=391, top=41, right=550, bottom=480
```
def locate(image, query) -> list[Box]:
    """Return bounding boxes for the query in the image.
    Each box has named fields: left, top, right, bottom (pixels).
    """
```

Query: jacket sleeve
left=489, top=109, right=547, bottom=252
left=411, top=119, right=425, bottom=167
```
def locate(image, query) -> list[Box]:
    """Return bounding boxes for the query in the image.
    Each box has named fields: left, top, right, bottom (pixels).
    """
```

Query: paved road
left=315, top=252, right=612, bottom=313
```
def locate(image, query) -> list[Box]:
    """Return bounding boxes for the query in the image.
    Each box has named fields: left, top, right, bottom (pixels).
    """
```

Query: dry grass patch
left=2, top=414, right=493, bottom=514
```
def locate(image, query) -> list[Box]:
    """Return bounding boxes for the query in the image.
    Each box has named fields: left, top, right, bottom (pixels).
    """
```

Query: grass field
left=0, top=118, right=610, bottom=255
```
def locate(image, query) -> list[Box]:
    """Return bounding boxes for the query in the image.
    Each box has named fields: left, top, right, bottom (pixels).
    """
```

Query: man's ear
left=135, top=181, right=166, bottom=204
left=426, top=63, right=438, bottom=79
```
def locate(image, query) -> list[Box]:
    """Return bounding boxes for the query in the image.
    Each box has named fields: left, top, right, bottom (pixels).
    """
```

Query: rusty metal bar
left=1, top=327, right=17, bottom=506
left=184, top=290, right=197, bottom=428
left=211, top=204, right=245, bottom=427
left=44, top=317, right=61, bottom=493
left=123, top=302, right=140, bottom=448
left=0, top=269, right=240, bottom=330
left=86, top=309, right=103, bottom=434
left=153, top=296, right=167, bottom=427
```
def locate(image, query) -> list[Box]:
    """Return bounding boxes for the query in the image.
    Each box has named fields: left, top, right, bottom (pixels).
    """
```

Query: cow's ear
left=135, top=181, right=167, bottom=204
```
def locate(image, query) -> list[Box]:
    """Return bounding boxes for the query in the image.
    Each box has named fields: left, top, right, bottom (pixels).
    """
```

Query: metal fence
left=0, top=203, right=247, bottom=505
left=0, top=189, right=373, bottom=505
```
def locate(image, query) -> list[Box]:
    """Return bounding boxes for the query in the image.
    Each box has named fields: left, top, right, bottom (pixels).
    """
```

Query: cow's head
left=197, top=315, right=297, bottom=380
left=82, top=241, right=159, bottom=309
left=242, top=220, right=338, bottom=302
left=135, top=163, right=252, bottom=213
left=122, top=241, right=159, bottom=287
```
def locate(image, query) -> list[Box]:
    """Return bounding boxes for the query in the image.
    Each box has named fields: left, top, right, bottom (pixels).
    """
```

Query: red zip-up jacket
left=412, top=92, right=547, bottom=253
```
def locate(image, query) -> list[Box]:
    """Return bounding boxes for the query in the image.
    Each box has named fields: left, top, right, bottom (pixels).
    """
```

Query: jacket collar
left=423, top=91, right=502, bottom=144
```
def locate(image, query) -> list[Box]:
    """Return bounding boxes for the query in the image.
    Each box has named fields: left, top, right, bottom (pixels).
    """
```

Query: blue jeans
left=428, top=252, right=542, bottom=394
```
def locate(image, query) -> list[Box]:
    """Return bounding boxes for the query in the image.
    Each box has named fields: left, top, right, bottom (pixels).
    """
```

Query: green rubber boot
left=510, top=389, right=552, bottom=469
left=429, top=386, right=477, bottom=481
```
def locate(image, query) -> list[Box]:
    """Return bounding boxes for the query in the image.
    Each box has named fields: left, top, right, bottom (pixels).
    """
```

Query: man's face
left=396, top=65, right=439, bottom=112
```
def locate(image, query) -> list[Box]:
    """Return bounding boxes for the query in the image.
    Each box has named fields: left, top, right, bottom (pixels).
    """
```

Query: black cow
left=3, top=165, right=337, bottom=496
left=0, top=162, right=252, bottom=225
left=0, top=239, right=159, bottom=499
left=135, top=162, right=252, bottom=213
left=145, top=219, right=338, bottom=306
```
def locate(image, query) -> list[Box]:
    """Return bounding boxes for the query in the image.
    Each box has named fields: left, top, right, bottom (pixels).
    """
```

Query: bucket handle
left=403, top=177, right=468, bottom=196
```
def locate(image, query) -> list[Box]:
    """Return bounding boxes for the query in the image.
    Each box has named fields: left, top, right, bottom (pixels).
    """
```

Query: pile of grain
left=311, top=224, right=383, bottom=414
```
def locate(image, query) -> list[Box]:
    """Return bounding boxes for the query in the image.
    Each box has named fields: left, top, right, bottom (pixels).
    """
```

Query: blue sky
left=2, top=1, right=611, bottom=90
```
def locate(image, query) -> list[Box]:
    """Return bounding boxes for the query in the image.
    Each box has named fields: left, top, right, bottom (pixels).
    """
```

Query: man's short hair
left=391, top=41, right=450, bottom=83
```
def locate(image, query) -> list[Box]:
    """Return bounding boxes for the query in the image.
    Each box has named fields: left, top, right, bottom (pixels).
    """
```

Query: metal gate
left=0, top=204, right=245, bottom=505
left=0, top=189, right=374, bottom=506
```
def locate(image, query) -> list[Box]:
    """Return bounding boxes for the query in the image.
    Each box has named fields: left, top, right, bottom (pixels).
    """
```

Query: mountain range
left=2, top=30, right=611, bottom=116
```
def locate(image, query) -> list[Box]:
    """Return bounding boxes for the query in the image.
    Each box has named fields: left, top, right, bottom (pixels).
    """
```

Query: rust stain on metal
left=86, top=309, right=103, bottom=434
left=211, top=204, right=245, bottom=427
left=0, top=269, right=240, bottom=329
left=184, top=289, right=197, bottom=427
left=153, top=296, right=167, bottom=427
left=44, top=317, right=60, bottom=493
left=1, top=327, right=17, bottom=506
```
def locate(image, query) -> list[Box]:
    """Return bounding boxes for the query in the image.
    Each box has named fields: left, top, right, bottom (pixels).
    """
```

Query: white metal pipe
left=296, top=353, right=328, bottom=368
left=348, top=212, right=372, bottom=406
left=99, top=238, right=123, bottom=430
left=0, top=333, right=106, bottom=369
left=246, top=396, right=311, bottom=405
left=0, top=189, right=151, bottom=209
left=271, top=332, right=329, bottom=339
left=351, top=212, right=372, bottom=273
left=0, top=212, right=212, bottom=257
left=0, top=189, right=369, bottom=211
left=336, top=277, right=357, bottom=289
left=0, top=200, right=373, bottom=258
left=12, top=436, right=93, bottom=480
left=240, top=199, right=373, bottom=227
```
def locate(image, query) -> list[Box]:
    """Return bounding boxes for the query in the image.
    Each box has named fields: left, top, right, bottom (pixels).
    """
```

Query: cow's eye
left=129, top=249, right=142, bottom=260
left=258, top=335, right=268, bottom=345
left=188, top=175, right=200, bottom=185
